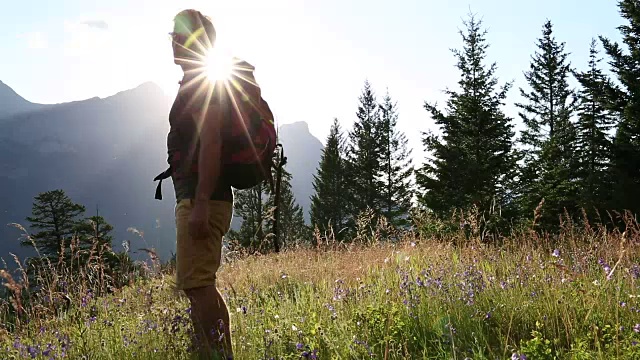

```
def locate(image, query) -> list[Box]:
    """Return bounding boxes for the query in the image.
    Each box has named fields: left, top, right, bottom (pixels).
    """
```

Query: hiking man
left=166, top=9, right=235, bottom=359
left=155, top=8, right=276, bottom=359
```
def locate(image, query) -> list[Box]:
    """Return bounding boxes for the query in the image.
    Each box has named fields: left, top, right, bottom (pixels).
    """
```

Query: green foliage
left=310, top=118, right=349, bottom=242
left=344, top=80, right=385, bottom=232
left=74, top=214, right=114, bottom=251
left=228, top=151, right=309, bottom=252
left=378, top=90, right=414, bottom=231
left=519, top=322, right=560, bottom=359
left=417, top=13, right=518, bottom=233
left=573, top=39, right=616, bottom=219
left=23, top=189, right=86, bottom=258
left=599, top=0, right=640, bottom=218
left=515, top=20, right=580, bottom=231
left=265, top=157, right=310, bottom=248
left=227, top=182, right=268, bottom=252
left=3, top=220, right=640, bottom=359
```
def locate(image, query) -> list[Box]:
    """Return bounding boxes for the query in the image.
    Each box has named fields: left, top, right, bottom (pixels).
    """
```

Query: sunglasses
left=169, top=26, right=207, bottom=49
left=168, top=31, right=188, bottom=42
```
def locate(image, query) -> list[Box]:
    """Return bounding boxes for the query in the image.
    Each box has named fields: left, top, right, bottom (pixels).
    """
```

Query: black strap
left=153, top=166, right=172, bottom=200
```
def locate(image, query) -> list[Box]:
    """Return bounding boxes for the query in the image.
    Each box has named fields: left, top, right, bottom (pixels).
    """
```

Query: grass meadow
left=0, top=211, right=640, bottom=359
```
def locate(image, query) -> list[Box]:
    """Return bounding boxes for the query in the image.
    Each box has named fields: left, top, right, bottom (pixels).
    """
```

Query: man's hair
left=173, top=9, right=216, bottom=51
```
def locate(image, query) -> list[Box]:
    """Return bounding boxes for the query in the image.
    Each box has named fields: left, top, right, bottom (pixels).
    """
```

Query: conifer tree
left=266, top=155, right=309, bottom=248
left=417, top=13, right=517, bottom=228
left=573, top=39, right=616, bottom=217
left=310, top=118, right=348, bottom=240
left=344, top=80, right=384, bottom=227
left=23, top=189, right=86, bottom=258
left=378, top=90, right=414, bottom=229
left=226, top=182, right=268, bottom=252
left=515, top=20, right=579, bottom=228
left=75, top=208, right=115, bottom=251
left=599, top=0, right=640, bottom=217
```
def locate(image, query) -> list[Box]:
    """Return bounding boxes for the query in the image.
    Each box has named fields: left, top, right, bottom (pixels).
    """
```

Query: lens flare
left=205, top=49, right=233, bottom=81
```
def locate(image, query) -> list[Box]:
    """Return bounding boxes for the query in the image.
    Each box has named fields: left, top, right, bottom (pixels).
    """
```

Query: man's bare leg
left=185, top=285, right=233, bottom=359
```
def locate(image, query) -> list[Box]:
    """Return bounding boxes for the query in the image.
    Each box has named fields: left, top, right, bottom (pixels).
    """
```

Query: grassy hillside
left=1, top=215, right=640, bottom=359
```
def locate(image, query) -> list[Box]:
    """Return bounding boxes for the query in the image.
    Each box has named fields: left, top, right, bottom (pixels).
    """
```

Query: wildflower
left=552, top=249, right=560, bottom=257
left=634, top=324, right=640, bottom=333
left=27, top=345, right=38, bottom=358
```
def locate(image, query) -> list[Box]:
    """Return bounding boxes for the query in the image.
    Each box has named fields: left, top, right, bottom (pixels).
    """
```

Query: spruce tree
left=417, top=13, right=517, bottom=230
left=573, top=39, right=616, bottom=217
left=75, top=209, right=115, bottom=252
left=266, top=157, right=309, bottom=248
left=227, top=182, right=268, bottom=252
left=514, top=20, right=579, bottom=228
left=310, top=118, right=349, bottom=241
left=378, top=90, right=414, bottom=229
left=600, top=0, right=640, bottom=217
left=23, top=189, right=86, bottom=258
left=344, top=80, right=384, bottom=228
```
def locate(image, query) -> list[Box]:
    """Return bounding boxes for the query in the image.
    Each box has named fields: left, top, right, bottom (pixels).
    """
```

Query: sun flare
left=204, top=49, right=234, bottom=81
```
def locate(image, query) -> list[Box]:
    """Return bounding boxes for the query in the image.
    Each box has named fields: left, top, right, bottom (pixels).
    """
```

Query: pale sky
left=0, top=0, right=624, bottom=166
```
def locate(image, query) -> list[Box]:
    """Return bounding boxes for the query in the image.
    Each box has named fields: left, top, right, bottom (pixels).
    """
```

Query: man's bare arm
left=194, top=102, right=223, bottom=203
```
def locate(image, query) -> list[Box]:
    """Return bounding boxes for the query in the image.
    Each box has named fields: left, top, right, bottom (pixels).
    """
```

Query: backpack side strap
left=153, top=166, right=173, bottom=200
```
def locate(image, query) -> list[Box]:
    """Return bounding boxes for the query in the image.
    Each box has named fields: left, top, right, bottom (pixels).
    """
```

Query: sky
left=0, top=0, right=625, bottom=166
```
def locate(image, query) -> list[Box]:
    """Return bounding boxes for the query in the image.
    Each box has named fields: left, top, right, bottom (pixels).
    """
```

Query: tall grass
left=0, top=209, right=639, bottom=359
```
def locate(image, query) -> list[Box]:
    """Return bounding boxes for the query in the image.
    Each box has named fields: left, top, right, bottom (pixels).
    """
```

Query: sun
left=204, top=48, right=234, bottom=81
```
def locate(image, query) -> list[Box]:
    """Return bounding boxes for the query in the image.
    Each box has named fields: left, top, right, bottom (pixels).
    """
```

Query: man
left=168, top=9, right=234, bottom=359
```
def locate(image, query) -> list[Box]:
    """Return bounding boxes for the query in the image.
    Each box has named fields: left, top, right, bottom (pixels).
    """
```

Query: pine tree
left=227, top=182, right=268, bottom=252
left=266, top=155, right=309, bottom=248
left=310, top=118, right=349, bottom=241
left=573, top=39, right=616, bottom=217
left=344, top=80, right=384, bottom=227
left=417, top=13, right=517, bottom=230
left=229, top=153, right=309, bottom=251
left=75, top=208, right=115, bottom=252
left=378, top=90, right=414, bottom=229
left=515, top=20, right=579, bottom=228
left=23, top=189, right=86, bottom=258
left=599, top=0, right=640, bottom=217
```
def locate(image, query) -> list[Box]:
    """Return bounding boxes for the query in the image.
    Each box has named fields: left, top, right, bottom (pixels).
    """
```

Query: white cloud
left=63, top=20, right=112, bottom=56
left=81, top=20, right=109, bottom=30
left=17, top=32, right=48, bottom=49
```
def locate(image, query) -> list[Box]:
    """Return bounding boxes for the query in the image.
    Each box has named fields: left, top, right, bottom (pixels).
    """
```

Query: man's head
left=171, top=9, right=216, bottom=69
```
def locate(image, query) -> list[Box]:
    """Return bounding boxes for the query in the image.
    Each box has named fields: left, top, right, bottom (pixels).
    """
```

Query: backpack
left=154, top=58, right=277, bottom=200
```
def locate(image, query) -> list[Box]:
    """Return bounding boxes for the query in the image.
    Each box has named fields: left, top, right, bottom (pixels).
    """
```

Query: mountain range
left=0, top=80, right=323, bottom=266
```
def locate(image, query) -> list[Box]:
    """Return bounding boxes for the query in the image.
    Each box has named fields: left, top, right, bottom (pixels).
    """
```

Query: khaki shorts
left=175, top=199, right=233, bottom=290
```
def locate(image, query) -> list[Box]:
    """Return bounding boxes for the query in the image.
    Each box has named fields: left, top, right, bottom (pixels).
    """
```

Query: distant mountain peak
left=134, top=81, right=164, bottom=92
left=106, top=81, right=166, bottom=99
left=0, top=80, right=38, bottom=119
left=0, top=80, right=29, bottom=102
left=280, top=121, right=309, bottom=132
